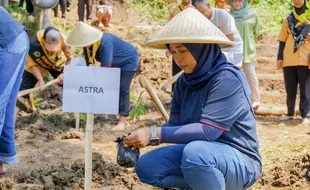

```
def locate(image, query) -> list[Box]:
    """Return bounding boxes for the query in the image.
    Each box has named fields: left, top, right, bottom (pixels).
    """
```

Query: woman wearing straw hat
left=65, top=22, right=139, bottom=131
left=225, top=0, right=261, bottom=110
left=166, top=0, right=192, bottom=95
left=123, top=7, right=261, bottom=190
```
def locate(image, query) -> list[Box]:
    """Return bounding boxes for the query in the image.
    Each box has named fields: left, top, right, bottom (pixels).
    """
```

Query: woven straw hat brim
left=224, top=0, right=252, bottom=5
left=65, top=22, right=103, bottom=47
left=145, top=7, right=234, bottom=49
left=146, top=37, right=234, bottom=49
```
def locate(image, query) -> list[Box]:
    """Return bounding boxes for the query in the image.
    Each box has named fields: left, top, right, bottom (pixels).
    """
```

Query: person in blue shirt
left=123, top=8, right=261, bottom=190
left=66, top=22, right=139, bottom=131
left=0, top=6, right=29, bottom=175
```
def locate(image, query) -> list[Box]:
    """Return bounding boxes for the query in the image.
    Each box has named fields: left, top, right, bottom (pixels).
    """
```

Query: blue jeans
left=136, top=141, right=261, bottom=190
left=0, top=30, right=29, bottom=164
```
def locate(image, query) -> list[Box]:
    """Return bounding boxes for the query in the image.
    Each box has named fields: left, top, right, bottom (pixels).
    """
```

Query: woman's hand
left=277, top=60, right=283, bottom=70
left=124, top=127, right=152, bottom=149
left=57, top=73, right=64, bottom=84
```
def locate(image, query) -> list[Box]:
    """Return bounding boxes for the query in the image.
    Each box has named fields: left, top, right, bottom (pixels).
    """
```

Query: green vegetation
left=129, top=91, right=147, bottom=124
left=69, top=112, right=87, bottom=121
left=130, top=0, right=294, bottom=35
left=251, top=0, right=293, bottom=35
left=5, top=3, right=38, bottom=34
left=130, top=0, right=174, bottom=24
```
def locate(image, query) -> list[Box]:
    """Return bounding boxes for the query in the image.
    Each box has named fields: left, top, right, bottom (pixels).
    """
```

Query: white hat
left=145, top=7, right=234, bottom=48
left=65, top=22, right=103, bottom=47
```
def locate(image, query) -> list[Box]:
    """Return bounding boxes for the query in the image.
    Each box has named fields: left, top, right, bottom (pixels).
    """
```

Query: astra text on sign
left=63, top=65, right=120, bottom=114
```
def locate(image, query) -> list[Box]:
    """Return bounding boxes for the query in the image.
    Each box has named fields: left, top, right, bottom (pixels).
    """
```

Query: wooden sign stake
left=84, top=113, right=94, bottom=190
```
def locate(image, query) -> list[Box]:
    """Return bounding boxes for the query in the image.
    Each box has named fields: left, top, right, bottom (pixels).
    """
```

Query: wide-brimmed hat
left=65, top=22, right=103, bottom=47
left=145, top=7, right=234, bottom=48
left=44, top=27, right=62, bottom=51
left=224, top=0, right=252, bottom=5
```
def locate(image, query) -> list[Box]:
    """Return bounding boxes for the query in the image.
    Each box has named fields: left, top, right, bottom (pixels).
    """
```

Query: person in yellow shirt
left=167, top=0, right=191, bottom=21
left=17, top=26, right=72, bottom=112
left=277, top=0, right=310, bottom=125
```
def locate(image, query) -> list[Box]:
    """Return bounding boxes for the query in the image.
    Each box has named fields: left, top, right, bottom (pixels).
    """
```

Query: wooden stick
left=139, top=75, right=169, bottom=122
left=18, top=79, right=59, bottom=97
left=39, top=9, right=44, bottom=30
left=161, top=70, right=184, bottom=93
left=84, top=113, right=94, bottom=190
left=75, top=113, right=80, bottom=130
left=254, top=105, right=300, bottom=116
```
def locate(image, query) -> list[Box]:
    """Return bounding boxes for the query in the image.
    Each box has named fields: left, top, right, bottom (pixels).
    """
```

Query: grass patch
left=251, top=0, right=293, bottom=35
left=130, top=0, right=174, bottom=24
left=5, top=3, right=38, bottom=35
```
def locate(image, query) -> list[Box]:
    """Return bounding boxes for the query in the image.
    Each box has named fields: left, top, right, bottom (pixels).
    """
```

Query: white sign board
left=63, top=65, right=120, bottom=114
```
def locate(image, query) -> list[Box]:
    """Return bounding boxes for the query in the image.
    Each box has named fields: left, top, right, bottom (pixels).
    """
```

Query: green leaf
left=129, top=108, right=136, bottom=117
left=69, top=112, right=74, bottom=120
left=81, top=113, right=87, bottom=121
left=33, top=98, right=44, bottom=105
left=130, top=95, right=137, bottom=101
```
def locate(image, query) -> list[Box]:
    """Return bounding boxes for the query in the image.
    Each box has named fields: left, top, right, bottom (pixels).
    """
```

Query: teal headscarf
left=229, top=0, right=256, bottom=23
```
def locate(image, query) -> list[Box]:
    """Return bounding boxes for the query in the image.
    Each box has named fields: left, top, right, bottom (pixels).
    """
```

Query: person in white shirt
left=193, top=0, right=244, bottom=67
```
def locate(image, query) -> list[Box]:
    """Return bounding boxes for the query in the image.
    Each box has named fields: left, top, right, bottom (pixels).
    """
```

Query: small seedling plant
left=129, top=90, right=146, bottom=124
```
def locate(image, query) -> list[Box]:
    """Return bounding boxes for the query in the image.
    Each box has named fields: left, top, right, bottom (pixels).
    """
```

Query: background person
left=277, top=0, right=310, bottom=125
left=193, top=0, right=244, bottom=68
left=17, top=26, right=71, bottom=113
left=0, top=6, right=29, bottom=175
left=65, top=22, right=139, bottom=131
left=96, top=0, right=113, bottom=28
left=226, top=0, right=261, bottom=109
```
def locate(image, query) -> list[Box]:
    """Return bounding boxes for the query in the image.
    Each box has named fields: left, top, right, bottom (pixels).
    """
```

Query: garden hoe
left=161, top=70, right=184, bottom=94
left=139, top=75, right=169, bottom=122
left=16, top=78, right=60, bottom=113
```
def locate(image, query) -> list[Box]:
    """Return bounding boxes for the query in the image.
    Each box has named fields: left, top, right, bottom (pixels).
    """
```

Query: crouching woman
left=124, top=7, right=262, bottom=190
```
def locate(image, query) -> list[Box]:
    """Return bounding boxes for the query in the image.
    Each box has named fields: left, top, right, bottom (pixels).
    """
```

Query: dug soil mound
left=257, top=154, right=310, bottom=189
left=13, top=152, right=145, bottom=190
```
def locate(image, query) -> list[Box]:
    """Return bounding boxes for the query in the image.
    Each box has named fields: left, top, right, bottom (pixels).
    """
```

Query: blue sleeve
left=200, top=71, right=245, bottom=131
left=161, top=123, right=224, bottom=144
left=161, top=117, right=180, bottom=127
left=99, top=34, right=113, bottom=67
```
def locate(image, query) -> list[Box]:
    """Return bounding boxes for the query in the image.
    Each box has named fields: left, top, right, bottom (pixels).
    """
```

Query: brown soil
left=257, top=154, right=310, bottom=189
left=2, top=1, right=310, bottom=190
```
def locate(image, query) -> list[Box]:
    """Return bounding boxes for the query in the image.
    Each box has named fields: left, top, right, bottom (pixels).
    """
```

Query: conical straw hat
left=145, top=7, right=234, bottom=49
left=65, top=22, right=103, bottom=47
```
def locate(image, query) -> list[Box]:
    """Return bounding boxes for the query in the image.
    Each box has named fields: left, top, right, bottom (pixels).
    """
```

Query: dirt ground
left=1, top=1, right=310, bottom=189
